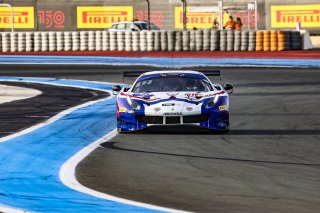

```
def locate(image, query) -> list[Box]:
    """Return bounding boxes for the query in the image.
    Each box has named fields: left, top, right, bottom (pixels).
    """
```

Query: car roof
left=112, top=21, right=149, bottom=25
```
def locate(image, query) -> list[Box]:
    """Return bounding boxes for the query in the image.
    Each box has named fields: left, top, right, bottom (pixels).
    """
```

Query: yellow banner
left=271, top=5, right=320, bottom=28
left=0, top=7, right=34, bottom=29
left=77, top=6, right=133, bottom=29
left=175, top=7, right=229, bottom=29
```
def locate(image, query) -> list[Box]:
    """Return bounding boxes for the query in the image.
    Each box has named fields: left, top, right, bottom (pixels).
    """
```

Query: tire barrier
left=95, top=31, right=102, bottom=51
left=284, top=31, right=291, bottom=51
left=241, top=31, right=249, bottom=51
left=109, top=31, right=117, bottom=51
left=248, top=31, right=256, bottom=51
left=154, top=31, right=161, bottom=51
left=182, top=31, right=190, bottom=51
left=132, top=31, right=139, bottom=51
left=139, top=31, right=147, bottom=51
left=10, top=32, right=18, bottom=52
left=277, top=31, right=286, bottom=51
left=56, top=32, right=64, bottom=52
left=102, top=31, right=109, bottom=51
left=220, top=30, right=227, bottom=51
left=117, top=31, right=125, bottom=51
left=34, top=32, right=41, bottom=52
left=41, top=32, right=49, bottom=52
left=270, top=30, right=278, bottom=51
left=79, top=31, right=87, bottom=51
left=195, top=30, right=203, bottom=51
left=175, top=31, right=182, bottom=51
left=64, top=32, right=72, bottom=51
left=160, top=31, right=167, bottom=51
left=48, top=32, right=57, bottom=52
left=0, top=34, right=2, bottom=52
left=263, top=31, right=271, bottom=51
left=290, top=31, right=302, bottom=50
left=234, top=31, right=241, bottom=51
left=18, top=32, right=26, bottom=52
left=0, top=30, right=303, bottom=53
left=147, top=31, right=154, bottom=51
left=256, top=31, right=263, bottom=51
left=125, top=31, right=132, bottom=52
left=2, top=33, right=10, bottom=52
left=227, top=30, right=234, bottom=51
left=210, top=30, right=219, bottom=51
left=167, top=30, right=175, bottom=51
left=203, top=29, right=210, bottom=51
left=88, top=31, right=95, bottom=51
left=26, top=32, right=33, bottom=52
left=190, top=30, right=196, bottom=51
left=72, top=31, right=80, bottom=51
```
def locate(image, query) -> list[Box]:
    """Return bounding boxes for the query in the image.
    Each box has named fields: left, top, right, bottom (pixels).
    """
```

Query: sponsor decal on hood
left=154, top=107, right=161, bottom=112
left=163, top=112, right=183, bottom=116
left=186, top=107, right=193, bottom=111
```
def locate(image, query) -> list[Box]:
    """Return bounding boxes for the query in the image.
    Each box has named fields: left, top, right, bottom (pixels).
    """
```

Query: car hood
left=130, top=91, right=225, bottom=102
left=128, top=91, right=226, bottom=116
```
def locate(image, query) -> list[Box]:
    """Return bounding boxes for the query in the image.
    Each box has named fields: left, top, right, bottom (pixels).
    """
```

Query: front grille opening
left=137, top=116, right=163, bottom=124
left=166, top=116, right=181, bottom=124
left=137, top=114, right=210, bottom=125
left=183, top=115, right=209, bottom=123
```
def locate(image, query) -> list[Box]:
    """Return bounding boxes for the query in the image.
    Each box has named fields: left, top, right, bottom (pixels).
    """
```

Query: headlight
left=131, top=99, right=141, bottom=110
left=205, top=96, right=219, bottom=108
left=127, top=96, right=141, bottom=110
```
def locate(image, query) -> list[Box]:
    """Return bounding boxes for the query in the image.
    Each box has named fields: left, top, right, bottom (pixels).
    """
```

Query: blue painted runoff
left=0, top=55, right=319, bottom=67
left=0, top=77, right=161, bottom=212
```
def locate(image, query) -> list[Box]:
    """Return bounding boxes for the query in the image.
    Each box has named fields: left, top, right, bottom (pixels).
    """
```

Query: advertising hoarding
left=0, top=7, right=34, bottom=29
left=77, top=6, right=133, bottom=29
left=271, top=4, right=320, bottom=28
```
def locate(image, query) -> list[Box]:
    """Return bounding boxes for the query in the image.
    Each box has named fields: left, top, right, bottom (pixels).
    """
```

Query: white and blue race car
left=112, top=70, right=233, bottom=132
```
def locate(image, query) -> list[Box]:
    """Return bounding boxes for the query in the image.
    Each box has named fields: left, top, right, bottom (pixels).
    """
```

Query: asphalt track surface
left=0, top=81, right=108, bottom=138
left=1, top=65, right=320, bottom=212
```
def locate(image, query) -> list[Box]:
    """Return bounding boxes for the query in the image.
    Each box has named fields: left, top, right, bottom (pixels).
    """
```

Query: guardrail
left=0, top=30, right=302, bottom=52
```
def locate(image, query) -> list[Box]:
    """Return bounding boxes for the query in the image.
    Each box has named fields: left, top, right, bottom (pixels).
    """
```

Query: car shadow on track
left=101, top=142, right=320, bottom=167
left=229, top=129, right=320, bottom=135
left=123, top=126, right=320, bottom=136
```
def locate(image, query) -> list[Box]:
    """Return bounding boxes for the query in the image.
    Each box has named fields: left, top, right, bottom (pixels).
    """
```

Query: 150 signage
left=38, top=10, right=65, bottom=29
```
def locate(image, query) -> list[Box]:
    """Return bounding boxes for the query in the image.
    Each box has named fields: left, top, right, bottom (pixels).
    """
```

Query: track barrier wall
left=0, top=30, right=302, bottom=53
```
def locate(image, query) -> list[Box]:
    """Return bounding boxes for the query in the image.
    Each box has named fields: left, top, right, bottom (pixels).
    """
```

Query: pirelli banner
left=175, top=6, right=261, bottom=30
left=0, top=7, right=34, bottom=29
left=271, top=4, right=320, bottom=28
left=175, top=7, right=219, bottom=29
left=77, top=6, right=133, bottom=29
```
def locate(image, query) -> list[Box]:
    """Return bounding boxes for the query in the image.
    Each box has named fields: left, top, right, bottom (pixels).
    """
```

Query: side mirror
left=224, top=83, right=233, bottom=94
left=112, top=85, right=121, bottom=95
left=213, top=84, right=222, bottom=91
left=123, top=87, right=131, bottom=92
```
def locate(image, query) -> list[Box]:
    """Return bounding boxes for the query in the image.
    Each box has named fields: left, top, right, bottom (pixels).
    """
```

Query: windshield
left=132, top=76, right=213, bottom=93
left=139, top=23, right=160, bottom=30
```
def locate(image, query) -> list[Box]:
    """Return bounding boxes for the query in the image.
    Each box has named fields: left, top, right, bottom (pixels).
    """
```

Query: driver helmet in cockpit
left=185, top=78, right=197, bottom=91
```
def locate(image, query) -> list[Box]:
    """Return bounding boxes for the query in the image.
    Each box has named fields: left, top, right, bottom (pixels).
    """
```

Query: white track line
left=0, top=78, right=112, bottom=143
left=0, top=79, right=188, bottom=213
left=0, top=94, right=109, bottom=144
left=0, top=205, right=28, bottom=213
left=60, top=129, right=187, bottom=213
left=0, top=85, right=42, bottom=104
